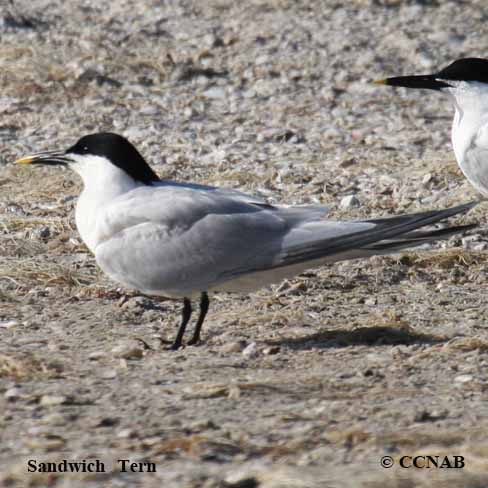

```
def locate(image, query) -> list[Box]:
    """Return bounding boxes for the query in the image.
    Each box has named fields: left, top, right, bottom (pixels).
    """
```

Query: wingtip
left=459, top=200, right=480, bottom=212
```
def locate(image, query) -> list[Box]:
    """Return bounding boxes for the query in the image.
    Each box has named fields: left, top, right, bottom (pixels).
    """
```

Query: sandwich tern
left=15, top=132, right=477, bottom=349
left=375, top=57, right=488, bottom=197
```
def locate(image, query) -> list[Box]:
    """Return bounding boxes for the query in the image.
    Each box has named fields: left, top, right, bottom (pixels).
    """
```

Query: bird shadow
left=267, top=325, right=445, bottom=351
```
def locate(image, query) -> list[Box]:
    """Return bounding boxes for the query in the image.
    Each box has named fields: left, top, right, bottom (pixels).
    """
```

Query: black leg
left=170, top=298, right=192, bottom=350
left=188, top=292, right=209, bottom=346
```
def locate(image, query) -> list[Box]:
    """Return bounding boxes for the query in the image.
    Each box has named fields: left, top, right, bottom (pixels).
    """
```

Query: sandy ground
left=2, top=0, right=488, bottom=486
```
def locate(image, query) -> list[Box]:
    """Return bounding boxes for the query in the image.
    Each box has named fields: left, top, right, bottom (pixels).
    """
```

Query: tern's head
left=15, top=132, right=160, bottom=185
left=375, top=58, right=488, bottom=95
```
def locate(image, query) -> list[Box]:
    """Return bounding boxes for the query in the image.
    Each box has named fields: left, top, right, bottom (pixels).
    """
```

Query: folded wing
left=93, top=186, right=476, bottom=296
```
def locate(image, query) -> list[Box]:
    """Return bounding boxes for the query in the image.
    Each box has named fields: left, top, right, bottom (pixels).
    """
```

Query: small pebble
left=189, top=419, right=218, bottom=431
left=88, top=351, right=106, bottom=360
left=222, top=341, right=247, bottom=353
left=454, top=374, right=473, bottom=384
left=100, top=369, right=118, bottom=379
left=37, top=227, right=51, bottom=239
left=473, top=243, right=488, bottom=251
left=96, top=417, right=120, bottom=427
left=26, top=437, right=66, bottom=450
left=263, top=346, right=280, bottom=355
left=242, top=342, right=258, bottom=358
left=202, top=87, right=226, bottom=99
left=339, top=157, right=357, bottom=168
left=462, top=235, right=484, bottom=250
left=40, top=395, right=67, bottom=407
left=41, top=413, right=66, bottom=426
left=422, top=173, right=432, bottom=185
left=225, top=473, right=259, bottom=488
left=340, top=195, right=360, bottom=209
left=139, top=105, right=160, bottom=116
left=120, top=296, right=151, bottom=310
left=227, top=385, right=241, bottom=399
left=418, top=51, right=435, bottom=69
left=0, top=320, right=19, bottom=329
left=414, top=410, right=447, bottom=422
left=365, top=352, right=388, bottom=364
left=117, top=428, right=135, bottom=438
left=111, top=342, right=144, bottom=359
left=5, top=387, right=22, bottom=400
left=184, top=106, right=196, bottom=118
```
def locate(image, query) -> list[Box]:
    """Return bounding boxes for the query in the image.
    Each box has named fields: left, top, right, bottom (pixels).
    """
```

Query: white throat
left=70, top=154, right=143, bottom=252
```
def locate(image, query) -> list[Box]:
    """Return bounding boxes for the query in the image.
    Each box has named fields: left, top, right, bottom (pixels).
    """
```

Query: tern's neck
left=451, top=85, right=488, bottom=162
left=77, top=162, right=140, bottom=198
left=73, top=160, right=143, bottom=252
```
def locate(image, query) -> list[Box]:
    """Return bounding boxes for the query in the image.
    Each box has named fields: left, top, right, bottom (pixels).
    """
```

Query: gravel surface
left=2, top=1, right=488, bottom=487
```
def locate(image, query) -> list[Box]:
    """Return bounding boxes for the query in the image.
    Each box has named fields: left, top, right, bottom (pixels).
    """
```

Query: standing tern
left=375, top=57, right=488, bottom=197
left=15, top=132, right=477, bottom=349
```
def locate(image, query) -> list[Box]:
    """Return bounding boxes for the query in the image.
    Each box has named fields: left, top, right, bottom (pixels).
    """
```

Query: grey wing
left=93, top=187, right=290, bottom=295
left=156, top=180, right=270, bottom=205
left=93, top=185, right=475, bottom=296
left=156, top=179, right=333, bottom=216
left=93, top=186, right=344, bottom=295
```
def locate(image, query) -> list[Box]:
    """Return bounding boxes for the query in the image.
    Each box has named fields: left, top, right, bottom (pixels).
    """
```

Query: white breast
left=70, top=154, right=143, bottom=252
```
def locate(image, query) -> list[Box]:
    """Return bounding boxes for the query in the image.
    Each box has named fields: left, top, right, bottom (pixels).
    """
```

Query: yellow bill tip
left=373, top=78, right=388, bottom=85
left=15, top=155, right=35, bottom=164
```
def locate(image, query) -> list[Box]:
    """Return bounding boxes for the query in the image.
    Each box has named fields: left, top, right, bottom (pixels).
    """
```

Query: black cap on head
left=67, top=132, right=160, bottom=184
left=376, top=57, right=488, bottom=91
left=436, top=57, right=488, bottom=84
